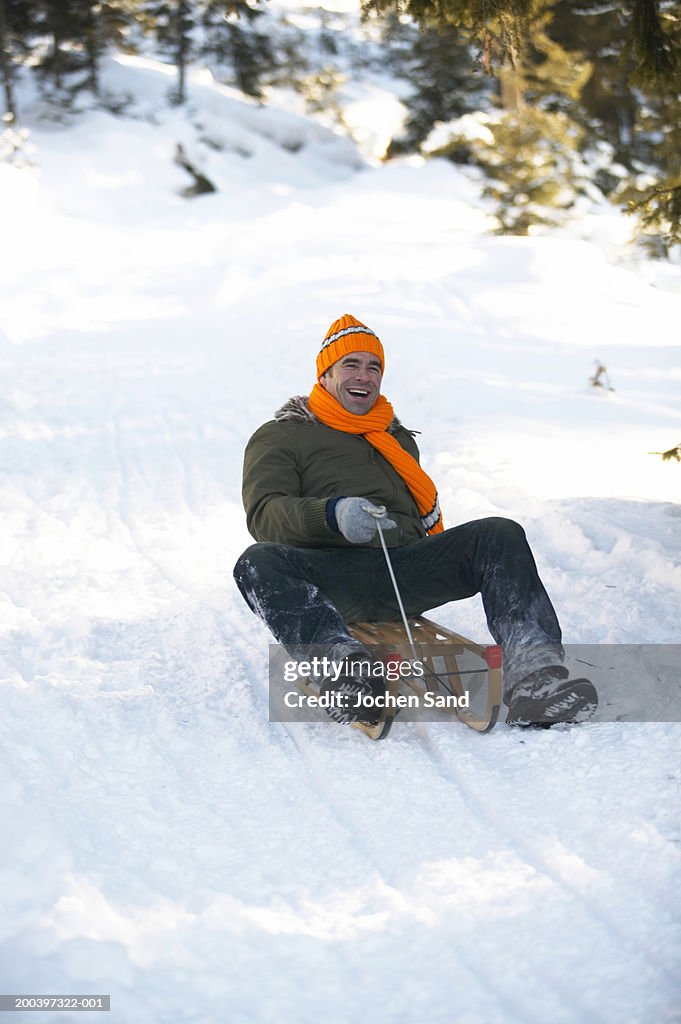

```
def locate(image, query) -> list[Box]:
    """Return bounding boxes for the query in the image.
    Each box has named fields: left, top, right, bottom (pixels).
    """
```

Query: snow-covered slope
left=1, top=52, right=680, bottom=1024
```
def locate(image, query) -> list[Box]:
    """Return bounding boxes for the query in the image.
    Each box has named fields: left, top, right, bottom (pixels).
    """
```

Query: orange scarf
left=308, top=384, right=443, bottom=535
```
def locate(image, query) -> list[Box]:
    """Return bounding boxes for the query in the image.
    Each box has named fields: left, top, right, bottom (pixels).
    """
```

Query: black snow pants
left=234, top=516, right=564, bottom=703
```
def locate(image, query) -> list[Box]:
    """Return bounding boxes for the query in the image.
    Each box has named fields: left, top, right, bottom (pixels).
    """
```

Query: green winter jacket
left=242, top=395, right=427, bottom=549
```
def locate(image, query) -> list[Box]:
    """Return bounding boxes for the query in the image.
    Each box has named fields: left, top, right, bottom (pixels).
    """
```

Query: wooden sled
left=348, top=615, right=503, bottom=740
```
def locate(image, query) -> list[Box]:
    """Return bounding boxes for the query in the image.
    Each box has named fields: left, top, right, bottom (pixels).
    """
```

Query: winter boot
left=507, top=667, right=598, bottom=727
left=319, top=661, right=383, bottom=727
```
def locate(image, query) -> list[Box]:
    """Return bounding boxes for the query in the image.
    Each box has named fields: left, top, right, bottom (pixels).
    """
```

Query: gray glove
left=334, top=498, right=397, bottom=544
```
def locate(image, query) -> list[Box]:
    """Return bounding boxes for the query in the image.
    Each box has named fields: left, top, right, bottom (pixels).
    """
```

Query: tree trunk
left=498, top=63, right=525, bottom=113
left=498, top=38, right=525, bottom=113
left=48, top=3, right=64, bottom=91
left=175, top=0, right=190, bottom=104
left=0, top=0, right=17, bottom=123
left=85, top=2, right=100, bottom=96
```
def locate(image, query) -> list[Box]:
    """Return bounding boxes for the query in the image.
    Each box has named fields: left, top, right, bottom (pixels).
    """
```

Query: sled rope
left=363, top=504, right=419, bottom=662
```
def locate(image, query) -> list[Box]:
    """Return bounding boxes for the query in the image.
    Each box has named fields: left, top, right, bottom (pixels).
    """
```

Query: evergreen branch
left=626, top=179, right=681, bottom=250
left=648, top=444, right=681, bottom=462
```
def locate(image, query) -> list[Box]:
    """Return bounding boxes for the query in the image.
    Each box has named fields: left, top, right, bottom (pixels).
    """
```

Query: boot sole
left=507, top=679, right=598, bottom=727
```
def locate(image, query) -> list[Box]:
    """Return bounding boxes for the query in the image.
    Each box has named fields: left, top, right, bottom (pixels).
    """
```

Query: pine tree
left=198, top=0, right=275, bottom=99
left=362, top=0, right=678, bottom=90
left=626, top=178, right=681, bottom=253
left=143, top=0, right=194, bottom=103
left=15, top=0, right=136, bottom=102
left=399, top=0, right=592, bottom=233
left=482, top=108, right=585, bottom=233
left=550, top=2, right=644, bottom=169
left=626, top=3, right=681, bottom=252
left=36, top=1, right=66, bottom=92
left=378, top=15, right=490, bottom=154
left=79, top=0, right=146, bottom=96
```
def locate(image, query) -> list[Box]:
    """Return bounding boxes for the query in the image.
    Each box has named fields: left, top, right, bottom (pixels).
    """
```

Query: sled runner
left=348, top=615, right=503, bottom=740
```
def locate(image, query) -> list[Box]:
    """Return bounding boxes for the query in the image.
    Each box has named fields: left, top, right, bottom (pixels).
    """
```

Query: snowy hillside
left=1, top=44, right=680, bottom=1024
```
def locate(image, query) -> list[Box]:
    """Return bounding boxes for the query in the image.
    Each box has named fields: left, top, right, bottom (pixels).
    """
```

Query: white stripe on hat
left=320, top=324, right=378, bottom=350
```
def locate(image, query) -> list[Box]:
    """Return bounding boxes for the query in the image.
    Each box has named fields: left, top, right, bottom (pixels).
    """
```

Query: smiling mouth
left=347, top=388, right=370, bottom=397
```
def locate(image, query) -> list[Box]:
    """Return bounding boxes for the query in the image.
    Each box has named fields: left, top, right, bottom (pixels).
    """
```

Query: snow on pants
left=233, top=516, right=565, bottom=703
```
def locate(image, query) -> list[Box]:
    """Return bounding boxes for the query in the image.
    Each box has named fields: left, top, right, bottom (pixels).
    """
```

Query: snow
left=423, top=111, right=497, bottom=152
left=1, top=43, right=680, bottom=1024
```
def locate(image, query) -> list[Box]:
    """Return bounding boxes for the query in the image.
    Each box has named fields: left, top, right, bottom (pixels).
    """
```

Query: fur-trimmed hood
left=274, top=395, right=413, bottom=436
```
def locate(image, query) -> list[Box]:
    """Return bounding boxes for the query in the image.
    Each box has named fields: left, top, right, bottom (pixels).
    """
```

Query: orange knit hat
left=317, top=313, right=385, bottom=380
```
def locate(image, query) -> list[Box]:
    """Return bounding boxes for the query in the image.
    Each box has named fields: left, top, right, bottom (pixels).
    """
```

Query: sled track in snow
left=278, top=721, right=536, bottom=1024
left=228, top=629, right=534, bottom=1021
left=223, top=631, right=680, bottom=1021
left=416, top=722, right=680, bottom=994
left=112, top=413, right=200, bottom=600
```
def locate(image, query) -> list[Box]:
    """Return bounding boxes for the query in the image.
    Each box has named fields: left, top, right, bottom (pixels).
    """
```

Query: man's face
left=320, top=350, right=383, bottom=415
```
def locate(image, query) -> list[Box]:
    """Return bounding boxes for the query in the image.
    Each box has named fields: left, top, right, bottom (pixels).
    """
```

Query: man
left=234, top=313, right=598, bottom=730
